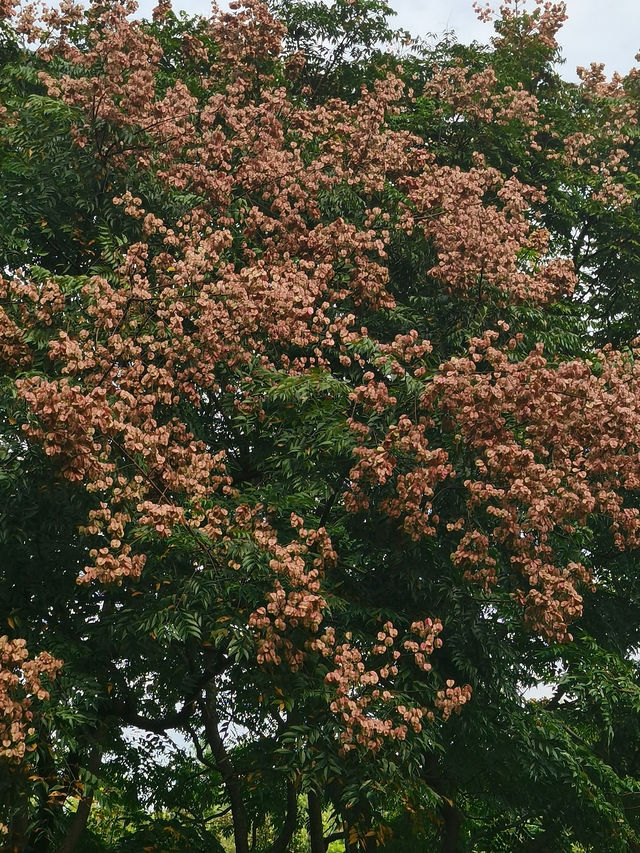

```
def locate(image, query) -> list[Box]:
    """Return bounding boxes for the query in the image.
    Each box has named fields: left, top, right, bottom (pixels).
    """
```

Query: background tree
left=2, top=1, right=640, bottom=852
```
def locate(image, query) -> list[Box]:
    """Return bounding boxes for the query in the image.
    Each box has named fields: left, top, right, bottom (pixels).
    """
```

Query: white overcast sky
left=138, top=0, right=640, bottom=83
left=388, top=0, right=640, bottom=82
left=390, top=0, right=640, bottom=79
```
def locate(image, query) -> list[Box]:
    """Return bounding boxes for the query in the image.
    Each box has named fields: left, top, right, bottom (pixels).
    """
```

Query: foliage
left=2, top=1, right=640, bottom=852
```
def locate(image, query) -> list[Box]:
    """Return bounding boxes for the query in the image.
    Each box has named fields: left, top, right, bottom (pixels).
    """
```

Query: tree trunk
left=344, top=820, right=353, bottom=853
left=56, top=751, right=101, bottom=853
left=6, top=799, right=29, bottom=853
left=308, top=790, right=325, bottom=853
left=422, top=756, right=462, bottom=853
left=200, top=684, right=250, bottom=853
left=343, top=811, right=377, bottom=853
left=267, top=779, right=298, bottom=853
left=4, top=770, right=30, bottom=853
left=440, top=800, right=462, bottom=853
left=56, top=726, right=105, bottom=853
left=361, top=831, right=377, bottom=852
left=521, top=828, right=555, bottom=853
left=56, top=793, right=95, bottom=853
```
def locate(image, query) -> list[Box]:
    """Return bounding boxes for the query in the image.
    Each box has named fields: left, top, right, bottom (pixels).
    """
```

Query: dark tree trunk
left=361, top=831, right=377, bottom=852
left=343, top=810, right=377, bottom=853
left=422, top=755, right=462, bottom=853
left=344, top=820, right=353, bottom=853
left=521, top=829, right=556, bottom=853
left=440, top=800, right=462, bottom=853
left=6, top=797, right=29, bottom=853
left=56, top=751, right=101, bottom=853
left=200, top=683, right=250, bottom=853
left=308, top=790, right=325, bottom=853
left=56, top=726, right=105, bottom=853
left=267, top=779, right=298, bottom=853
left=56, top=793, right=95, bottom=853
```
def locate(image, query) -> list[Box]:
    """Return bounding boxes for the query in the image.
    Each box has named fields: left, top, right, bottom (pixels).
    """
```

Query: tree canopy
left=2, top=1, right=640, bottom=851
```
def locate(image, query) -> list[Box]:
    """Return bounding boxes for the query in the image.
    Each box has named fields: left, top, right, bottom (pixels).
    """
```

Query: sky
left=389, top=0, right=640, bottom=82
left=139, top=0, right=640, bottom=84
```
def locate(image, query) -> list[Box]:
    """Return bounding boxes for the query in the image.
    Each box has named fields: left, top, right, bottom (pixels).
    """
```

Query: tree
left=2, top=1, right=640, bottom=851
